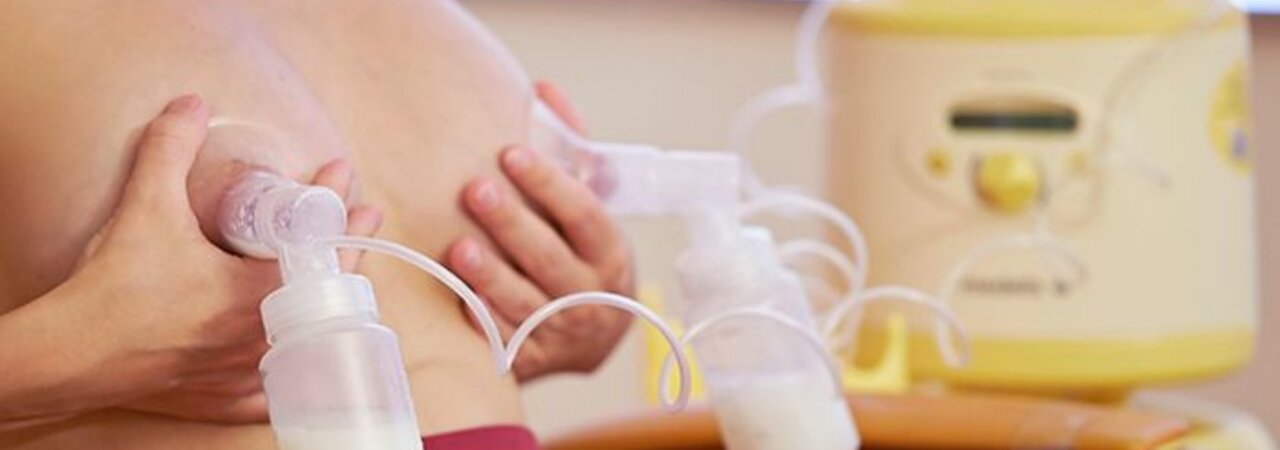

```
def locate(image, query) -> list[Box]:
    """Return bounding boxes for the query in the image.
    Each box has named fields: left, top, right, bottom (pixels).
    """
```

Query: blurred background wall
left=460, top=0, right=1279, bottom=439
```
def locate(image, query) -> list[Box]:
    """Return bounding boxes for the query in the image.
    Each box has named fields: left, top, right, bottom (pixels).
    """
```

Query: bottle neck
left=269, top=315, right=383, bottom=348
left=278, top=244, right=341, bottom=284
left=261, top=273, right=380, bottom=345
left=676, top=223, right=793, bottom=323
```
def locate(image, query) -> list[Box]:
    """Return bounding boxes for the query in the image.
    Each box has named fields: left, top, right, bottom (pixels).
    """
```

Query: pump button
left=974, top=152, right=1040, bottom=213
left=925, top=147, right=952, bottom=177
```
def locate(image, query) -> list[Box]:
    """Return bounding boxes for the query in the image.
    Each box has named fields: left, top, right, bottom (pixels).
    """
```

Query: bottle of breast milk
left=257, top=270, right=423, bottom=450
left=256, top=271, right=424, bottom=450
left=220, top=173, right=424, bottom=450
left=676, top=220, right=858, bottom=450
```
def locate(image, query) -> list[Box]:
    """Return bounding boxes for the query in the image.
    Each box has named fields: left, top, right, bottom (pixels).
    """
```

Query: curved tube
left=1092, top=0, right=1234, bottom=188
left=793, top=0, right=839, bottom=94
left=1096, top=150, right=1174, bottom=189
left=323, top=236, right=693, bottom=412
left=726, top=0, right=839, bottom=156
left=506, top=292, right=692, bottom=412
left=822, top=285, right=972, bottom=368
left=727, top=84, right=816, bottom=157
left=660, top=307, right=845, bottom=401
left=777, top=238, right=862, bottom=298
left=324, top=236, right=508, bottom=371
left=738, top=191, right=870, bottom=292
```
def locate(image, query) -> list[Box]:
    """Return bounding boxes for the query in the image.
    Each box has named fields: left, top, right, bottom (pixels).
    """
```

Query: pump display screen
left=950, top=98, right=1078, bottom=134
left=951, top=112, right=1078, bottom=132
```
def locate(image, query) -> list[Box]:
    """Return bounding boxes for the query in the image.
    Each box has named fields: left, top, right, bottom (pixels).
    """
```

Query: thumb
left=119, top=94, right=210, bottom=214
left=534, top=81, right=587, bottom=134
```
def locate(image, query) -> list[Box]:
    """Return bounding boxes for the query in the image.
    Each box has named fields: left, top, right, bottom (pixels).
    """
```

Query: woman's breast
left=0, top=0, right=531, bottom=446
left=250, top=0, right=534, bottom=248
left=0, top=0, right=532, bottom=302
left=0, top=0, right=355, bottom=308
left=249, top=0, right=535, bottom=433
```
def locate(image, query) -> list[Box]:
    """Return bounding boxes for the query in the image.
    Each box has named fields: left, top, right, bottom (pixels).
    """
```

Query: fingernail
left=457, top=240, right=482, bottom=270
left=503, top=147, right=532, bottom=174
left=167, top=94, right=203, bottom=114
left=332, top=159, right=355, bottom=183
left=353, top=205, right=384, bottom=233
left=331, top=158, right=353, bottom=175
left=470, top=180, right=501, bottom=213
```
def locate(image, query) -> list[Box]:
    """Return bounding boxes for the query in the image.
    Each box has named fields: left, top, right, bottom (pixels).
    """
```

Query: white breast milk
left=710, top=377, right=858, bottom=450
left=273, top=419, right=422, bottom=450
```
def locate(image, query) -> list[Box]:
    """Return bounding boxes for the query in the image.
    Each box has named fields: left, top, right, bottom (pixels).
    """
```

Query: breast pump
left=528, top=95, right=970, bottom=449
left=214, top=165, right=694, bottom=450
left=807, top=0, right=1256, bottom=393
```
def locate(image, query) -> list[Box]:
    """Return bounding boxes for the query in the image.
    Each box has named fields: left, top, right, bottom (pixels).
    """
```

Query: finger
left=462, top=178, right=599, bottom=296
left=122, top=94, right=210, bottom=213
left=189, top=342, right=269, bottom=374
left=218, top=391, right=270, bottom=423
left=500, top=146, right=630, bottom=275
left=128, top=390, right=268, bottom=424
left=339, top=205, right=383, bottom=272
left=535, top=81, right=586, bottom=133
left=447, top=237, right=586, bottom=352
left=447, top=237, right=548, bottom=324
left=511, top=338, right=555, bottom=382
left=464, top=301, right=553, bottom=382
left=310, top=159, right=355, bottom=201
left=464, top=298, right=520, bottom=346
left=182, top=391, right=269, bottom=424
left=179, top=369, right=264, bottom=396
left=449, top=238, right=615, bottom=379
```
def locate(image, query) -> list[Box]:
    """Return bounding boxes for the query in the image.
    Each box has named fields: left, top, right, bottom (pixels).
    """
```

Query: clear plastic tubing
left=218, top=172, right=694, bottom=450
left=317, top=235, right=693, bottom=412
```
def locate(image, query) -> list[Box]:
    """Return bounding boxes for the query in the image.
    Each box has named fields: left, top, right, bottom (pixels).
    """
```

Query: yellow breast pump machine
left=729, top=0, right=1266, bottom=447
left=826, top=0, right=1256, bottom=393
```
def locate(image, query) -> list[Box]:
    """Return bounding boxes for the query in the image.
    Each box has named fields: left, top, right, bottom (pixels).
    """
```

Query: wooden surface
left=545, top=393, right=1190, bottom=450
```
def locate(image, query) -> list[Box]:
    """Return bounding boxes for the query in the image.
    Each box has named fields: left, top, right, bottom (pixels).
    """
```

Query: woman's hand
left=0, top=95, right=381, bottom=428
left=108, top=96, right=383, bottom=423
left=445, top=82, right=636, bottom=382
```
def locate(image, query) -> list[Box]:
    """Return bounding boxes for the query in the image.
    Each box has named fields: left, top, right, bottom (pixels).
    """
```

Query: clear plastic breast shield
left=217, top=170, right=694, bottom=450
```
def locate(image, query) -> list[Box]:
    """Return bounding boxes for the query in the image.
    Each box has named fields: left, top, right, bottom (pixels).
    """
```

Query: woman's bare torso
left=0, top=1, right=531, bottom=447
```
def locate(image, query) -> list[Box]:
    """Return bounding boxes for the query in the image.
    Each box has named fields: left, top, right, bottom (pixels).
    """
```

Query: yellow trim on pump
left=840, top=314, right=913, bottom=394
left=831, top=0, right=1245, bottom=38
left=638, top=285, right=707, bottom=405
left=854, top=328, right=1255, bottom=392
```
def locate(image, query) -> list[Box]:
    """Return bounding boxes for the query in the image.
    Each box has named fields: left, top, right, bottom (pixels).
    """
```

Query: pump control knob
left=974, top=152, right=1041, bottom=214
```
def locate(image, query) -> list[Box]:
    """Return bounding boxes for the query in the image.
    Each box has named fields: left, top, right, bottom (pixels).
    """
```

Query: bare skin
left=446, top=82, right=636, bottom=382
left=0, top=96, right=383, bottom=433
left=0, top=0, right=568, bottom=448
